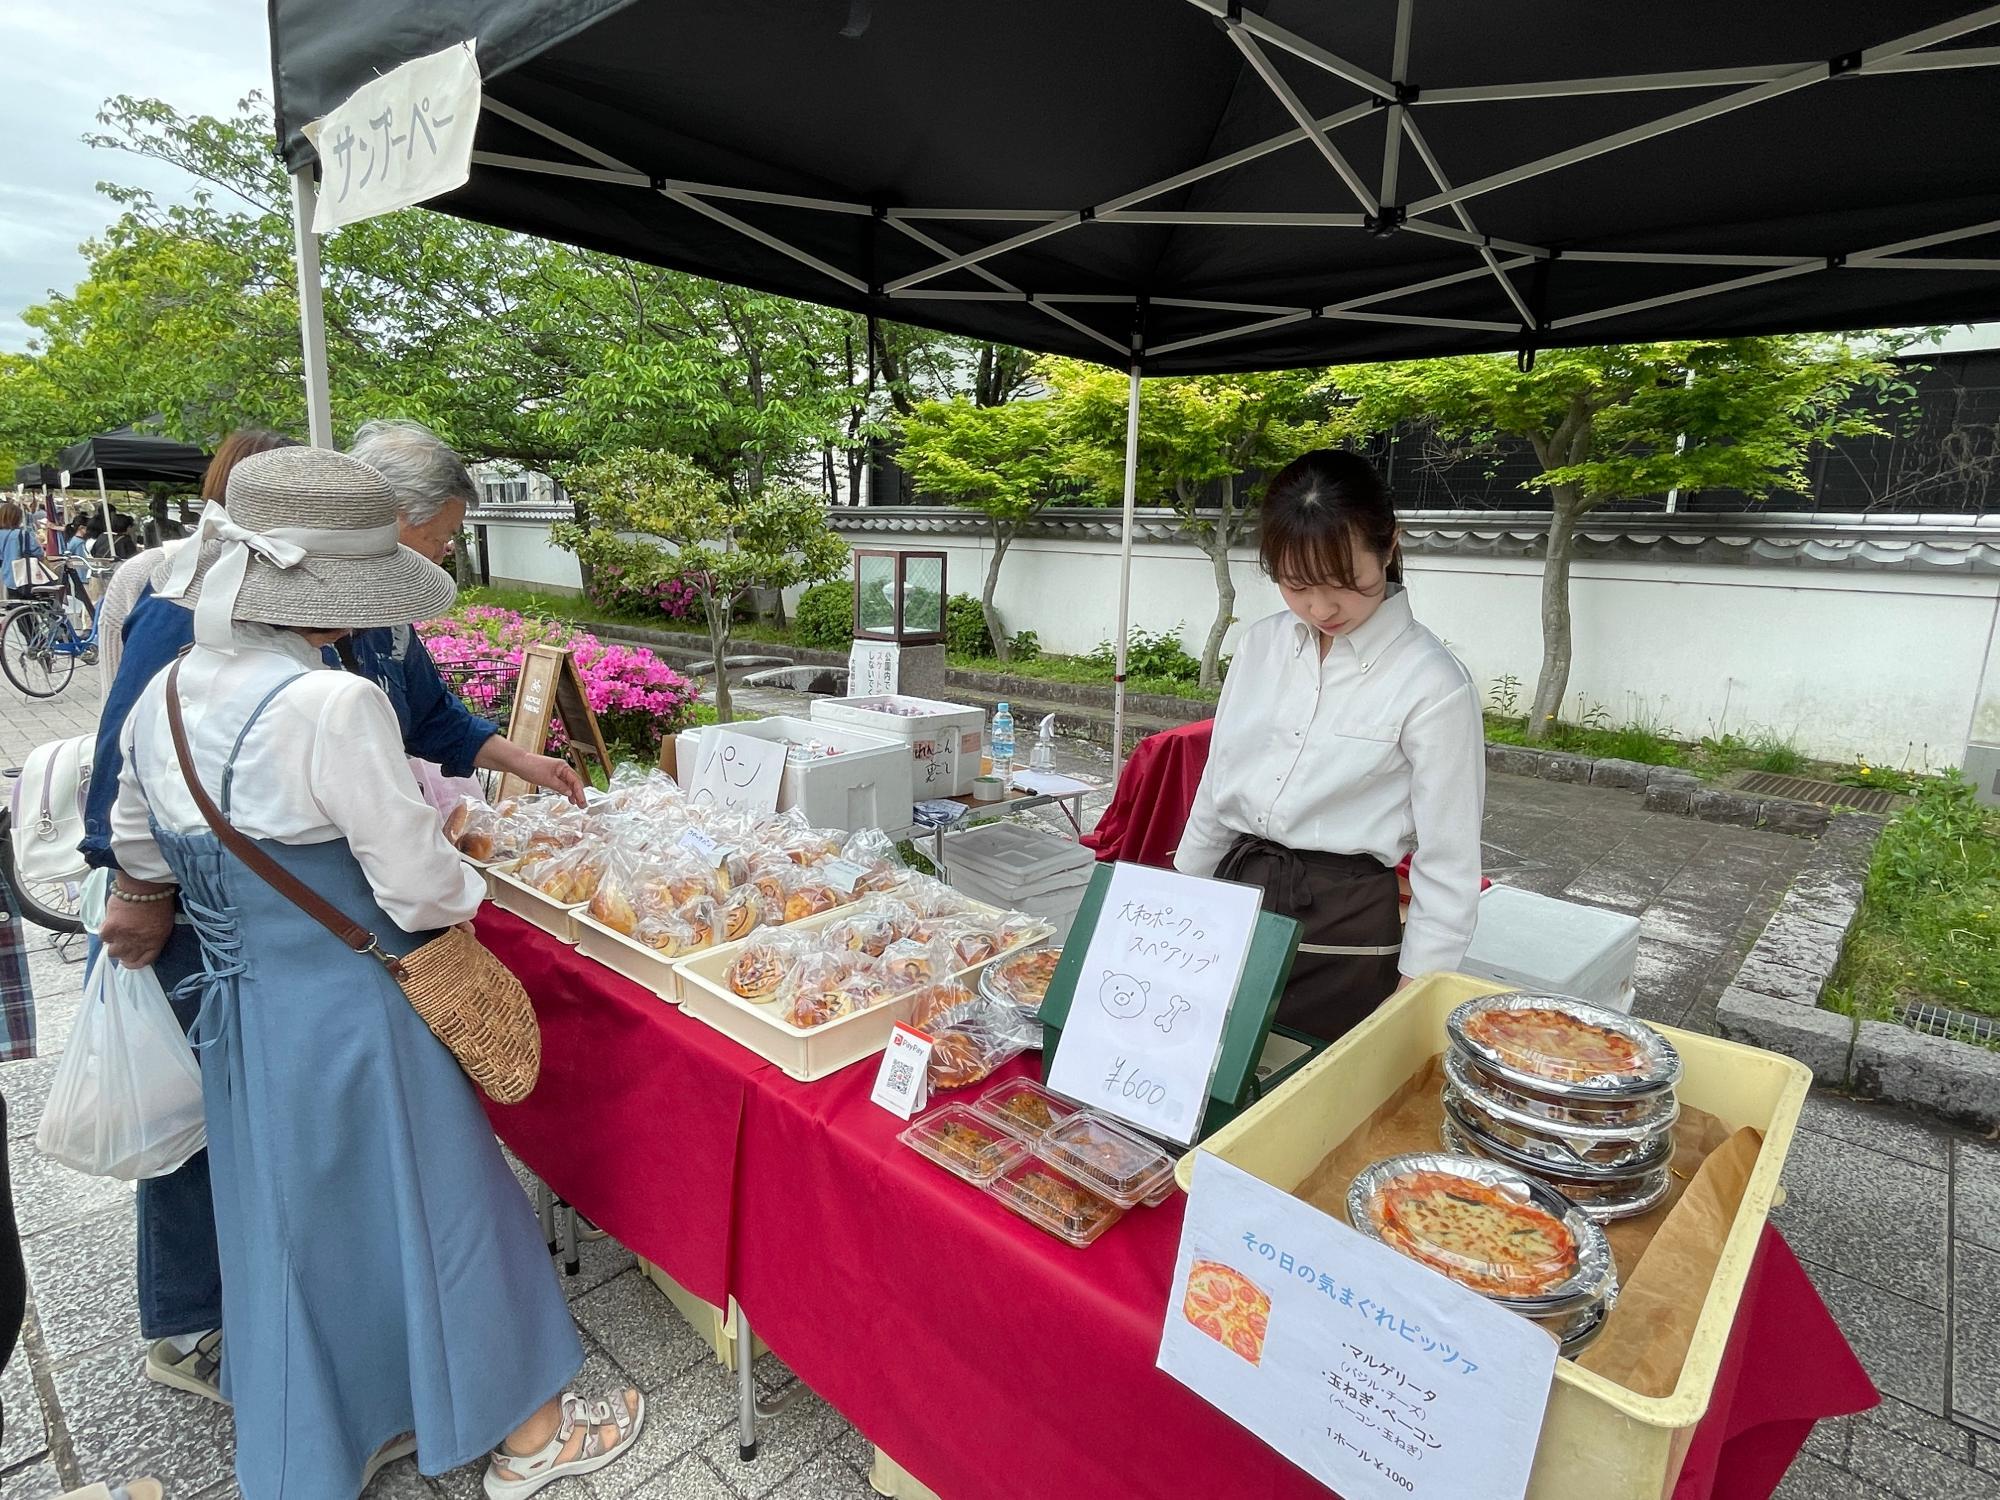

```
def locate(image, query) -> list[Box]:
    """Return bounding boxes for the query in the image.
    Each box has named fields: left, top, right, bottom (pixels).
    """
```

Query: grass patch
left=955, top=653, right=1222, bottom=703
left=1483, top=714, right=1689, bottom=767
left=1824, top=775, right=2000, bottom=1025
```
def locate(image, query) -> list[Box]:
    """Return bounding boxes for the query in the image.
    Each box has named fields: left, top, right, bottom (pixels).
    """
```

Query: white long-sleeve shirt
left=112, top=624, right=483, bottom=935
left=1174, top=592, right=1485, bottom=978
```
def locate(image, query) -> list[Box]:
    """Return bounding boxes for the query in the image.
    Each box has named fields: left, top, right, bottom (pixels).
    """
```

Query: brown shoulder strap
left=163, top=658, right=387, bottom=963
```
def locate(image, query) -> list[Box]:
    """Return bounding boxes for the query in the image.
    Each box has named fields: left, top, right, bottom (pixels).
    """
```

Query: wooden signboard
left=497, top=643, right=614, bottom=799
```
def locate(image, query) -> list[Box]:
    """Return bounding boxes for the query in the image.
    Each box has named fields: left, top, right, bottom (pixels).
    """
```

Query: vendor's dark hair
left=1257, top=449, right=1400, bottom=592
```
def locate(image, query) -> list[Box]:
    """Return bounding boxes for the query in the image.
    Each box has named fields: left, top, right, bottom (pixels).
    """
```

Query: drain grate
left=1736, top=772, right=1903, bottom=815
left=1896, top=1000, right=2000, bottom=1046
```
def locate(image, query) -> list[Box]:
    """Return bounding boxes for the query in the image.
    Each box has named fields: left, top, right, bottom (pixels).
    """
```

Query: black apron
left=1216, top=834, right=1402, bottom=1043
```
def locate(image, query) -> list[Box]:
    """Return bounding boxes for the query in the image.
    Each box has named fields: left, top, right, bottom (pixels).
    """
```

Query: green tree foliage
left=556, top=451, right=847, bottom=720
left=1329, top=338, right=1902, bottom=739
left=1053, top=361, right=1332, bottom=688
left=0, top=93, right=1026, bottom=498
left=895, top=390, right=1092, bottom=661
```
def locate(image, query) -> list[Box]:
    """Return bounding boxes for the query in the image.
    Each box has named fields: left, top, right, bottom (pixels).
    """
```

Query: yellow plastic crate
left=635, top=1258, right=768, bottom=1372
left=867, top=1449, right=940, bottom=1499
left=1175, top=972, right=1811, bottom=1500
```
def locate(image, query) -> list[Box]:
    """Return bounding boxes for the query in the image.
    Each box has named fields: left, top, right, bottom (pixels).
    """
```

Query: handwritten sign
left=1160, top=1154, right=1556, bottom=1500
left=848, top=640, right=899, bottom=697
left=303, top=41, right=481, bottom=233
left=870, top=1024, right=934, bottom=1118
left=688, top=729, right=785, bottom=815
left=1046, top=862, right=1259, bottom=1146
left=496, top=644, right=613, bottom=800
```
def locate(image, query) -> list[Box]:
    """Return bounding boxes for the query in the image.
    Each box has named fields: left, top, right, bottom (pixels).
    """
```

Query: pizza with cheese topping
left=1182, top=1260, right=1273, bottom=1366
left=1462, top=1006, right=1647, bottom=1083
left=1365, top=1170, right=1578, bottom=1296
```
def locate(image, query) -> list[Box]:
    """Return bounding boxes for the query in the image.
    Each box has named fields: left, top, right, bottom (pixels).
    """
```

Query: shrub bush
left=794, top=580, right=855, bottom=649
left=1086, top=625, right=1203, bottom=685
left=945, top=594, right=994, bottom=657
left=585, top=559, right=702, bottom=623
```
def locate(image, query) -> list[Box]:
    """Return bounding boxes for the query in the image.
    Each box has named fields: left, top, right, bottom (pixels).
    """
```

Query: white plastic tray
left=488, top=866, right=589, bottom=943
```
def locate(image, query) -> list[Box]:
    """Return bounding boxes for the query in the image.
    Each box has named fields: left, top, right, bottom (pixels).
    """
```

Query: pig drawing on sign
left=1099, top=971, right=1149, bottom=1020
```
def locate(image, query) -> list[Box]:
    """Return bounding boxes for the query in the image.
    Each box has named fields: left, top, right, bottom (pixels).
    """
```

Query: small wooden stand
left=496, top=643, right=614, bottom=799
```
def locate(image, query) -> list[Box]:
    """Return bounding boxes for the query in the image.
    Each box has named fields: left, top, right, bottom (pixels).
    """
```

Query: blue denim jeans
left=115, top=924, right=223, bottom=1339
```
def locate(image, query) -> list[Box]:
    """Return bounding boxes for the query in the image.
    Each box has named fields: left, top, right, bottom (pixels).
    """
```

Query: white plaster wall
left=464, top=514, right=2000, bottom=764
left=479, top=518, right=581, bottom=593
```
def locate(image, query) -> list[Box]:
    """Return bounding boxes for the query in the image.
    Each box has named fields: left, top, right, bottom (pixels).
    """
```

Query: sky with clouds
left=0, top=0, right=270, bottom=352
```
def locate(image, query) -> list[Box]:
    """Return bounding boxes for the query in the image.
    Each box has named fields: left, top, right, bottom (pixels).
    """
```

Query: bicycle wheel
left=0, top=605, right=74, bottom=698
left=0, top=817, right=85, bottom=935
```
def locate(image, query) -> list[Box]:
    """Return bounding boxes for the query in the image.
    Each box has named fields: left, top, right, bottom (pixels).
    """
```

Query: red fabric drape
left=481, top=911, right=1875, bottom=1500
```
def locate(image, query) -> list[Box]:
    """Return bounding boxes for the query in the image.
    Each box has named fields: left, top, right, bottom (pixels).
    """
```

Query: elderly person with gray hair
left=87, top=419, right=585, bottom=1412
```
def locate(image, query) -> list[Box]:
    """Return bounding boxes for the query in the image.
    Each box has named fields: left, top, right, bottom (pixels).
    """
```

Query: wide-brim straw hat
left=155, top=447, right=456, bottom=643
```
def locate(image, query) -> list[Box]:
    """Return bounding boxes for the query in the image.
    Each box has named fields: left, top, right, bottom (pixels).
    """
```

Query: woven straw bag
left=165, top=662, right=540, bottom=1103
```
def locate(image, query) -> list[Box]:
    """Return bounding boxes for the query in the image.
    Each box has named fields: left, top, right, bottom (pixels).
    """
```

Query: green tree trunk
left=1198, top=475, right=1240, bottom=691
left=982, top=525, right=1015, bottom=662
left=1526, top=486, right=1583, bottom=742
left=706, top=597, right=735, bottom=723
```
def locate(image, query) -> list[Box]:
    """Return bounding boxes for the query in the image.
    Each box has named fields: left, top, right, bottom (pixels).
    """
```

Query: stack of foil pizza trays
left=1441, top=992, right=1684, bottom=1225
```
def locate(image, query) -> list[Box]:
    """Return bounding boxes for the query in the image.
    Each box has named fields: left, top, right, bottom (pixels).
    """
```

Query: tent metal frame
left=288, top=1, right=2000, bottom=769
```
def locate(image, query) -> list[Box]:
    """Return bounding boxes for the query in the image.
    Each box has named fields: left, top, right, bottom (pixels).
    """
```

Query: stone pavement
left=3, top=669, right=1996, bottom=1498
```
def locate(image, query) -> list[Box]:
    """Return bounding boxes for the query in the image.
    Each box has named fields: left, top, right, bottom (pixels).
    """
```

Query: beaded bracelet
left=110, top=886, right=176, bottom=905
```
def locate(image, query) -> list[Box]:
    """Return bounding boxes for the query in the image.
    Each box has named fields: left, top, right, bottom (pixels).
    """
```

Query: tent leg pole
left=1111, top=364, right=1142, bottom=780
left=291, top=167, right=334, bottom=449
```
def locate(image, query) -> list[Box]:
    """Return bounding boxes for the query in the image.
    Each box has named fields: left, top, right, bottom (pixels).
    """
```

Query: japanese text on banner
left=304, top=41, right=481, bottom=233
left=1159, top=1154, right=1556, bottom=1500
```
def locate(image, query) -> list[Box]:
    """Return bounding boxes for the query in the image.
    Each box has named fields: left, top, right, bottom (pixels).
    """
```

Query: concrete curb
left=1489, top=745, right=1832, bottom=838
left=1714, top=814, right=2000, bottom=1131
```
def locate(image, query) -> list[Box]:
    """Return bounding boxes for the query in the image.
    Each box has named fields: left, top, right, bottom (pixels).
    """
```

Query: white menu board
left=1160, top=1154, right=1557, bottom=1500
left=1045, top=863, right=1260, bottom=1146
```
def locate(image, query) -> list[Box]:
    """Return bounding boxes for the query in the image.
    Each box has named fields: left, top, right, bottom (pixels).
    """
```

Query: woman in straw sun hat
left=98, top=448, right=642, bottom=1500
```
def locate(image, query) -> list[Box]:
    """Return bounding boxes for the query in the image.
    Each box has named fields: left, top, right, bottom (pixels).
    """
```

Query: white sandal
left=483, top=1389, right=645, bottom=1500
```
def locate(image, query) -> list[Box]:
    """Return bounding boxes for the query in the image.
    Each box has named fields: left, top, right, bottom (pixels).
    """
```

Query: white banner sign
left=1046, top=862, right=1259, bottom=1145
left=687, top=729, right=785, bottom=816
left=848, top=640, right=900, bottom=698
left=1160, top=1154, right=1557, bottom=1500
left=304, top=41, right=482, bottom=233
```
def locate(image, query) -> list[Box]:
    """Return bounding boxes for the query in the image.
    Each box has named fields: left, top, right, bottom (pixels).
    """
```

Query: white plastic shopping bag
left=37, top=953, right=205, bottom=1180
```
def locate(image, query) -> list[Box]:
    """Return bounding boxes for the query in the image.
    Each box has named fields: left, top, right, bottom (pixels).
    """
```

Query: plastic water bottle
left=991, top=702, right=1016, bottom=773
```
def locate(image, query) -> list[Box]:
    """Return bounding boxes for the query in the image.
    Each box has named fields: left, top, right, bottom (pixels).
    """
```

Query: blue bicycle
left=0, top=561, right=103, bottom=698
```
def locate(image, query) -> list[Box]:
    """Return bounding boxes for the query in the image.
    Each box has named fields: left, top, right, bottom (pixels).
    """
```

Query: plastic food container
left=979, top=945, right=1063, bottom=1014
left=1447, top=992, right=1681, bottom=1102
left=1035, top=1113, right=1177, bottom=1210
left=900, top=1105, right=1029, bottom=1187
left=988, top=1160, right=1124, bottom=1247
left=1443, top=1049, right=1680, bottom=1165
left=1440, top=1113, right=1675, bottom=1224
left=971, top=1077, right=1082, bottom=1144
left=1179, top=972, right=1812, bottom=1500
left=487, top=865, right=589, bottom=943
left=1347, top=1152, right=1614, bottom=1313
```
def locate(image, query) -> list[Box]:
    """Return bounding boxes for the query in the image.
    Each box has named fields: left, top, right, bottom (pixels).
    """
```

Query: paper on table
left=1009, top=769, right=1096, bottom=797
left=1161, top=1154, right=1556, bottom=1500
left=1046, top=863, right=1260, bottom=1145
left=688, top=729, right=784, bottom=815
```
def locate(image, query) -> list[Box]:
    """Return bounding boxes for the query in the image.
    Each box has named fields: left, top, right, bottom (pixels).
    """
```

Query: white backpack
left=10, top=733, right=94, bottom=886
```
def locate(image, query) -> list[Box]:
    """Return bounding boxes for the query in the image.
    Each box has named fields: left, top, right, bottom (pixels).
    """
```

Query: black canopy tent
left=13, top=464, right=58, bottom=491
left=53, top=424, right=211, bottom=551
left=265, top=0, right=2000, bottom=752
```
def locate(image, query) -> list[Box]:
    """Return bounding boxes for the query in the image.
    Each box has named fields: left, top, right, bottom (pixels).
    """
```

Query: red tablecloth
left=1084, top=720, right=1213, bottom=866
left=480, top=910, right=1876, bottom=1500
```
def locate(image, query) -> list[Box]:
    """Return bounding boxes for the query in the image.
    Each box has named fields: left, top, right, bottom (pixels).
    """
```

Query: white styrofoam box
left=674, top=715, right=914, bottom=833
left=941, top=821, right=1094, bottom=886
left=811, top=694, right=987, bottom=798
left=1458, top=883, right=1641, bottom=1012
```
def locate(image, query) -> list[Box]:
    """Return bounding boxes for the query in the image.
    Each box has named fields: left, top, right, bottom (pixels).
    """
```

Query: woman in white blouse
left=1175, top=449, right=1484, bottom=1040
left=99, top=448, right=642, bottom=1500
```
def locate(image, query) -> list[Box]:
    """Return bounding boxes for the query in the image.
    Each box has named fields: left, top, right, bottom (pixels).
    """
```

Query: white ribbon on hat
left=156, top=500, right=404, bottom=650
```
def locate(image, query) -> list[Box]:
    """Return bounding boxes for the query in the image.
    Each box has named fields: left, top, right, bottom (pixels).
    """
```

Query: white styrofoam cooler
left=940, top=821, right=1095, bottom=941
left=674, top=715, right=914, bottom=832
left=810, top=694, right=986, bottom=798
left=1458, top=883, right=1641, bottom=1014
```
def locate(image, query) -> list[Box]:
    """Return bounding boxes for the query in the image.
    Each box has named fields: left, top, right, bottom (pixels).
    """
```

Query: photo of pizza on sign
left=1182, top=1259, right=1273, bottom=1367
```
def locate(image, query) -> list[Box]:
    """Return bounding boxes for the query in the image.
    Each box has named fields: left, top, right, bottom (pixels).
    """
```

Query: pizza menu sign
left=1159, top=1154, right=1556, bottom=1500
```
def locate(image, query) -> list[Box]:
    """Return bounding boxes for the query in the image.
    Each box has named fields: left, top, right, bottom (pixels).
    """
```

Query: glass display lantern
left=851, top=549, right=947, bottom=645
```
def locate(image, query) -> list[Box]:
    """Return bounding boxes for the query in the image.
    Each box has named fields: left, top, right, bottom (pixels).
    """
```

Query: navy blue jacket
left=80, top=585, right=498, bottom=871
